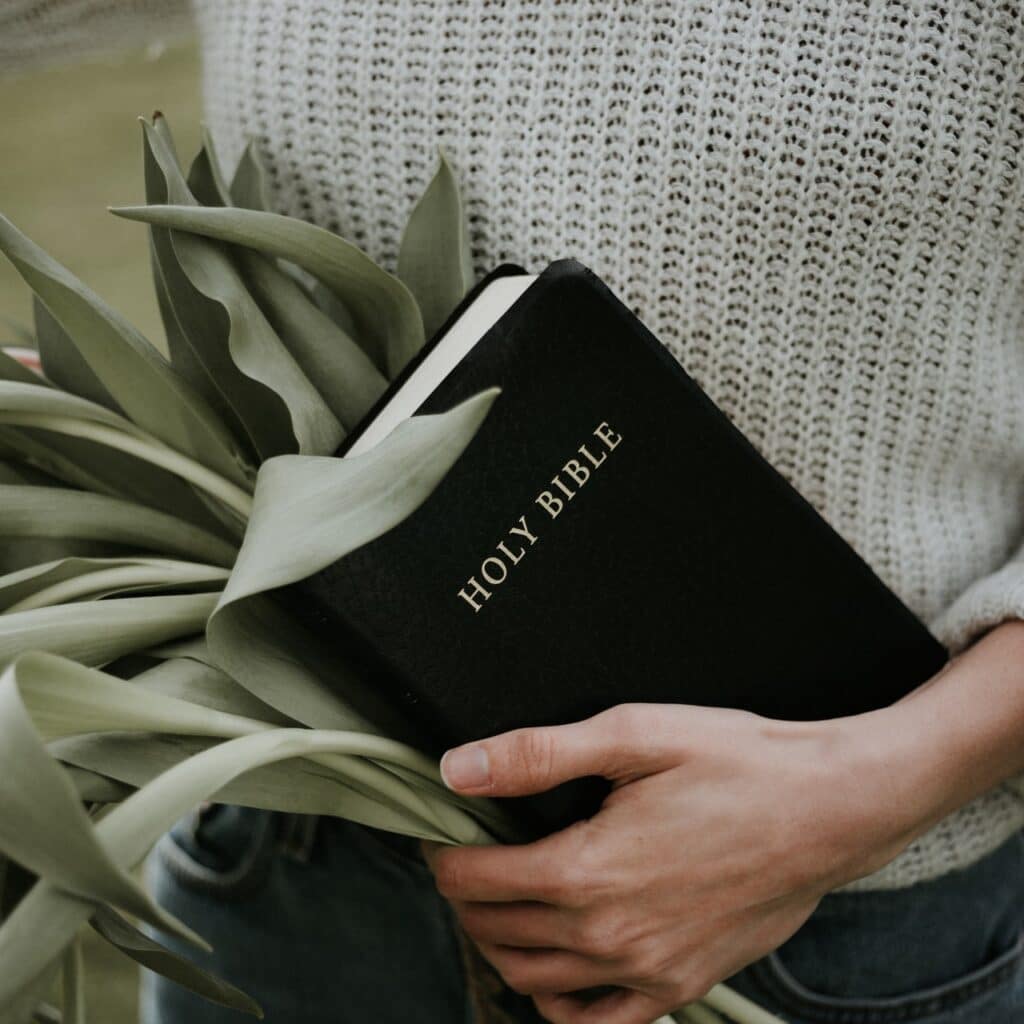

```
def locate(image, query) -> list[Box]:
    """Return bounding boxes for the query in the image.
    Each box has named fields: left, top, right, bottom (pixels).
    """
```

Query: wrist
left=822, top=621, right=1024, bottom=886
left=814, top=705, right=950, bottom=887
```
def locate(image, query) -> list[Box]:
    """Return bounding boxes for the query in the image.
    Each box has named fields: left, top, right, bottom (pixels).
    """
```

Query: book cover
left=285, top=259, right=948, bottom=832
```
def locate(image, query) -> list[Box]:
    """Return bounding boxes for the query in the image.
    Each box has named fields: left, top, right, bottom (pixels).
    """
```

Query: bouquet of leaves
left=0, top=114, right=780, bottom=1024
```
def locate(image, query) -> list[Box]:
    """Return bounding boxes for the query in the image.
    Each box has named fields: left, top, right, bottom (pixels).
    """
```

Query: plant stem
left=60, top=935, right=85, bottom=1024
left=703, top=984, right=787, bottom=1023
left=674, top=1002, right=726, bottom=1023
left=0, top=414, right=254, bottom=519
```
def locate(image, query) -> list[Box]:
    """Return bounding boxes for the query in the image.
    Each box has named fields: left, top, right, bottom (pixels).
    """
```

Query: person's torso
left=196, top=0, right=1024, bottom=636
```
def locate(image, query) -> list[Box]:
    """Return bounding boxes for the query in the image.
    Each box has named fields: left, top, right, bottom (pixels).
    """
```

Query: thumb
left=439, top=705, right=666, bottom=798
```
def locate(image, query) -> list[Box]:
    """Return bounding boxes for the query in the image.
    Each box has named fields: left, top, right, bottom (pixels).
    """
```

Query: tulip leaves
left=111, top=204, right=427, bottom=379
left=0, top=652, right=498, bottom=1013
left=398, top=148, right=475, bottom=340
left=0, top=114, right=658, bottom=1024
left=0, top=114, right=774, bottom=1024
left=142, top=117, right=344, bottom=460
left=0, top=214, right=252, bottom=490
left=90, top=908, right=263, bottom=1019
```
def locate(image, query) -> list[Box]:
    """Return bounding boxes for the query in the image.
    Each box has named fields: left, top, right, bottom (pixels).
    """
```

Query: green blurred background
left=0, top=41, right=201, bottom=350
left=0, top=37, right=203, bottom=1021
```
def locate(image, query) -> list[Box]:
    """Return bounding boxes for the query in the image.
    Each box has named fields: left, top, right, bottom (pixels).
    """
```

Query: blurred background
left=1, top=0, right=199, bottom=349
left=1, top=3, right=200, bottom=1017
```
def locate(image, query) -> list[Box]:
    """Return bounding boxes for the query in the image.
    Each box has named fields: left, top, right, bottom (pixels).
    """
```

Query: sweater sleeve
left=930, top=541, right=1024, bottom=801
left=931, top=538, right=1024, bottom=655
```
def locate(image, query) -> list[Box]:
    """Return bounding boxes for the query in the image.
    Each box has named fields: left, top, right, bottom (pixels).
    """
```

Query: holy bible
left=289, top=259, right=948, bottom=833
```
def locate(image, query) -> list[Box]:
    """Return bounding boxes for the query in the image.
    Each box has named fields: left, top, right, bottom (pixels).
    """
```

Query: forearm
left=838, top=620, right=1024, bottom=873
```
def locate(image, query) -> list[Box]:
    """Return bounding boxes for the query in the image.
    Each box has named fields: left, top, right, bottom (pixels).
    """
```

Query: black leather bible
left=289, top=259, right=948, bottom=833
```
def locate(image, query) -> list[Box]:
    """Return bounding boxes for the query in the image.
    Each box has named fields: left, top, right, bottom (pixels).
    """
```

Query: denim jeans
left=141, top=809, right=1023, bottom=1024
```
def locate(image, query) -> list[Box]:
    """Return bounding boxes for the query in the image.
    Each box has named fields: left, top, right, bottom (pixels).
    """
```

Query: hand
left=423, top=701, right=947, bottom=1024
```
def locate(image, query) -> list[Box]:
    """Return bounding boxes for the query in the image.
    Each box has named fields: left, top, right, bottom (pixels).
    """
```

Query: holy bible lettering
left=290, top=259, right=949, bottom=836
left=457, top=421, right=623, bottom=613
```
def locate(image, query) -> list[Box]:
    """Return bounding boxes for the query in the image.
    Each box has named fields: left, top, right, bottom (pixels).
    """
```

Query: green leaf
left=15, top=651, right=265, bottom=745
left=0, top=647, right=512, bottom=1012
left=221, top=388, right=498, bottom=603
left=229, top=140, right=272, bottom=212
left=236, top=251, right=387, bottom=431
left=33, top=297, right=117, bottom=412
left=0, top=485, right=237, bottom=567
left=0, top=459, right=58, bottom=488
left=311, top=282, right=358, bottom=336
left=190, top=135, right=386, bottom=431
left=0, top=593, right=219, bottom=668
left=398, top=147, right=475, bottom=339
left=143, top=635, right=209, bottom=662
left=7, top=427, right=243, bottom=540
left=207, top=593, right=398, bottom=737
left=0, top=536, right=115, bottom=581
left=144, top=122, right=273, bottom=454
left=0, top=557, right=229, bottom=614
left=148, top=121, right=229, bottom=413
left=97, top=726, right=478, bottom=859
left=91, top=908, right=263, bottom=1018
left=225, top=140, right=368, bottom=328
left=0, top=379, right=158, bottom=438
left=701, top=985, right=788, bottom=1024
left=0, top=441, right=128, bottom=571
left=142, top=118, right=343, bottom=458
left=54, top=732, right=446, bottom=839
left=0, top=213, right=252, bottom=489
left=145, top=202, right=237, bottom=456
left=0, top=426, right=125, bottom=497
left=186, top=127, right=232, bottom=208
left=60, top=937, right=84, bottom=1024
left=0, top=385, right=255, bottom=529
left=207, top=390, right=499, bottom=740
left=110, top=204, right=425, bottom=378
left=29, top=656, right=441, bottom=841
left=0, top=382, right=241, bottom=538
left=0, top=728, right=430, bottom=1010
left=133, top=655, right=295, bottom=724
left=0, top=656, right=205, bottom=946
left=12, top=603, right=481, bottom=844
left=3, top=958, right=61, bottom=1024
left=0, top=384, right=255, bottom=517
left=62, top=765, right=133, bottom=804
left=0, top=347, right=45, bottom=387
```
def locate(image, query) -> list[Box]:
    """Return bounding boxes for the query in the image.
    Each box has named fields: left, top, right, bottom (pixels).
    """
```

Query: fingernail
left=440, top=744, right=490, bottom=791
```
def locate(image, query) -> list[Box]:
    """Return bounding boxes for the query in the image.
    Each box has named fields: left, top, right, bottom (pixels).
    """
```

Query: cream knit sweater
left=192, top=0, right=1024, bottom=892
left=189, top=0, right=1024, bottom=892
left=4, top=0, right=1021, bottom=893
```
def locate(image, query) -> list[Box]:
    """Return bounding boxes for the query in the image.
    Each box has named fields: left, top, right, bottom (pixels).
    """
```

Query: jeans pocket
left=746, top=932, right=1024, bottom=1023
left=155, top=804, right=277, bottom=900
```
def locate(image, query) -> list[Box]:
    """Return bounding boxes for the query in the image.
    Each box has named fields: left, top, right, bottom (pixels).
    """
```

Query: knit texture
left=192, top=0, right=1024, bottom=891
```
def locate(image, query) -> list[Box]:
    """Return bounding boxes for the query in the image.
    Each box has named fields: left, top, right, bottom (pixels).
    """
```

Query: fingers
left=477, top=943, right=619, bottom=996
left=456, top=900, right=574, bottom=948
left=426, top=835, right=584, bottom=903
left=425, top=816, right=603, bottom=906
left=440, top=705, right=674, bottom=798
left=533, top=988, right=671, bottom=1024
